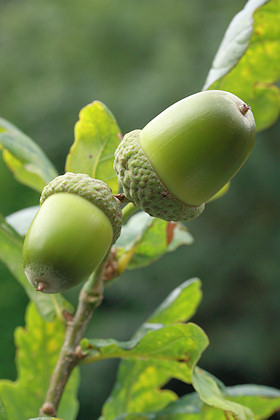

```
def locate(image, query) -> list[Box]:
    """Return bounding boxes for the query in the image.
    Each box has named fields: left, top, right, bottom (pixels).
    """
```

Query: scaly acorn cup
left=114, top=90, right=256, bottom=221
left=22, top=172, right=122, bottom=294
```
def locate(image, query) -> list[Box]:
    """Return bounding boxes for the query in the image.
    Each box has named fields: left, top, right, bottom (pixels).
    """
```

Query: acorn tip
left=36, top=282, right=45, bottom=292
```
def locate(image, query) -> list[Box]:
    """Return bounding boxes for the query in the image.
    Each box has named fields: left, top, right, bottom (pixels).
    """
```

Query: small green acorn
left=114, top=90, right=256, bottom=221
left=22, top=172, right=122, bottom=294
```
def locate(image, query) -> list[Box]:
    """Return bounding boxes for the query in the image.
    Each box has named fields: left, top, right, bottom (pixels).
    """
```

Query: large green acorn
left=22, top=172, right=122, bottom=294
left=114, top=90, right=256, bottom=221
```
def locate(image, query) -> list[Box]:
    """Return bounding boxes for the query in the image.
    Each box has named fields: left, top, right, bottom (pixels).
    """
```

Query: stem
left=122, top=202, right=138, bottom=223
left=39, top=259, right=107, bottom=417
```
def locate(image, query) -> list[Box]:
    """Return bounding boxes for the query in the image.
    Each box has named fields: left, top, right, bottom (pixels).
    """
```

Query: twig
left=39, top=260, right=106, bottom=417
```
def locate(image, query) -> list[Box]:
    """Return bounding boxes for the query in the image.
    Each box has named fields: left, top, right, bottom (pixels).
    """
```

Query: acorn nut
left=114, top=90, right=256, bottom=221
left=22, top=172, right=122, bottom=294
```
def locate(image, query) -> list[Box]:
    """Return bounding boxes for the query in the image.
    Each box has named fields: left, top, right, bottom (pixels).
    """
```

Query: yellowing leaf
left=101, top=279, right=207, bottom=419
left=0, top=303, right=79, bottom=420
left=0, top=118, right=58, bottom=192
left=65, top=101, right=121, bottom=193
left=204, top=0, right=280, bottom=132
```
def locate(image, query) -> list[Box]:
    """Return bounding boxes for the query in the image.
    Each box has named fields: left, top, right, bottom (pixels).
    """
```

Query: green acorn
left=114, top=90, right=256, bottom=221
left=22, top=172, right=122, bottom=294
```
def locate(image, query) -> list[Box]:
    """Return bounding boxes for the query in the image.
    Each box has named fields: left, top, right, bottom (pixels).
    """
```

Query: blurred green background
left=0, top=0, right=279, bottom=419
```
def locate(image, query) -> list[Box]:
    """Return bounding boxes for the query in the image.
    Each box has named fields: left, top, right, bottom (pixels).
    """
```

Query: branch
left=39, top=259, right=106, bottom=417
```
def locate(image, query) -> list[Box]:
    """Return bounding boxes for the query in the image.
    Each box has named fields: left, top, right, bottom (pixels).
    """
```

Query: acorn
left=114, top=90, right=256, bottom=221
left=22, top=172, right=122, bottom=294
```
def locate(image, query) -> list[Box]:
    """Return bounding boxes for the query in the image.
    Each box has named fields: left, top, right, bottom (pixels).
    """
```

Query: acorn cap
left=113, top=130, right=205, bottom=221
left=41, top=172, right=122, bottom=243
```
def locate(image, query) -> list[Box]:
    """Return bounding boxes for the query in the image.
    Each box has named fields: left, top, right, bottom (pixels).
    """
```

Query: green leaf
left=101, top=279, right=207, bottom=419
left=207, top=182, right=230, bottom=203
left=0, top=118, right=58, bottom=192
left=108, top=393, right=206, bottom=420
left=107, top=384, right=280, bottom=419
left=6, top=206, right=39, bottom=236
left=0, top=213, right=73, bottom=321
left=203, top=0, right=280, bottom=132
left=0, top=395, right=8, bottom=420
left=115, top=212, right=193, bottom=271
left=192, top=368, right=254, bottom=419
left=227, top=384, right=280, bottom=419
left=65, top=101, right=121, bottom=193
left=148, top=278, right=202, bottom=325
left=82, top=323, right=208, bottom=380
left=0, top=303, right=79, bottom=420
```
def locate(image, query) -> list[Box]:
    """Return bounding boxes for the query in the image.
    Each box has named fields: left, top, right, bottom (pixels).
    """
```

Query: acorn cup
left=22, top=172, right=122, bottom=294
left=114, top=90, right=256, bottom=222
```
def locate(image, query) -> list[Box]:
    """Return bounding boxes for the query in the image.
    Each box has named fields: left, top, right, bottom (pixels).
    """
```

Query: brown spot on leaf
left=167, top=222, right=177, bottom=245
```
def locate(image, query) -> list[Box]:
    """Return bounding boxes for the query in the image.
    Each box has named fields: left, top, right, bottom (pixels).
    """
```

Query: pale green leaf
left=0, top=213, right=73, bottom=321
left=0, top=303, right=79, bottom=420
left=6, top=206, right=39, bottom=236
left=192, top=368, right=254, bottom=420
left=204, top=0, right=280, bottom=132
left=101, top=280, right=207, bottom=419
left=106, top=384, right=280, bottom=419
left=148, top=278, right=202, bottom=325
left=0, top=118, right=58, bottom=192
left=115, top=212, right=193, bottom=271
left=227, top=384, right=280, bottom=419
left=65, top=101, right=121, bottom=193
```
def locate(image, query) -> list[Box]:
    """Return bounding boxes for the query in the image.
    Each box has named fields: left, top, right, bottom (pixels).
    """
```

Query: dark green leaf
left=0, top=213, right=73, bottom=321
left=203, top=0, right=280, bottom=132
left=0, top=303, right=79, bottom=420
left=0, top=118, right=58, bottom=192
left=192, top=367, right=254, bottom=419
left=101, top=280, right=207, bottom=419
left=65, top=101, right=121, bottom=193
left=115, top=212, right=193, bottom=271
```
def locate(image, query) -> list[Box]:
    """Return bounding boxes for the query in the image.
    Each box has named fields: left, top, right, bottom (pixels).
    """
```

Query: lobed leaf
left=148, top=278, right=202, bottom=325
left=0, top=213, right=73, bottom=321
left=65, top=101, right=121, bottom=193
left=110, top=384, right=280, bottom=419
left=115, top=212, right=193, bottom=271
left=192, top=367, right=254, bottom=419
left=203, top=0, right=280, bottom=132
left=0, top=118, right=58, bottom=192
left=101, top=279, right=207, bottom=419
left=82, top=323, right=208, bottom=381
left=227, top=384, right=280, bottom=419
left=0, top=303, right=79, bottom=420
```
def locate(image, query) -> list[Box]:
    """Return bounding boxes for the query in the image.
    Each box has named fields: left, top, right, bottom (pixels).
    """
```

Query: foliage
left=0, top=303, right=79, bottom=420
left=0, top=0, right=279, bottom=419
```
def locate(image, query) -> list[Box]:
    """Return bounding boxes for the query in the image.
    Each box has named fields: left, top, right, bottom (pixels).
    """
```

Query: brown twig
left=39, top=260, right=106, bottom=417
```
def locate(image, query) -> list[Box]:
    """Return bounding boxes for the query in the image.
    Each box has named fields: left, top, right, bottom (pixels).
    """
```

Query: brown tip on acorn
left=41, top=401, right=57, bottom=416
left=36, top=282, right=45, bottom=292
left=239, top=103, right=251, bottom=116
